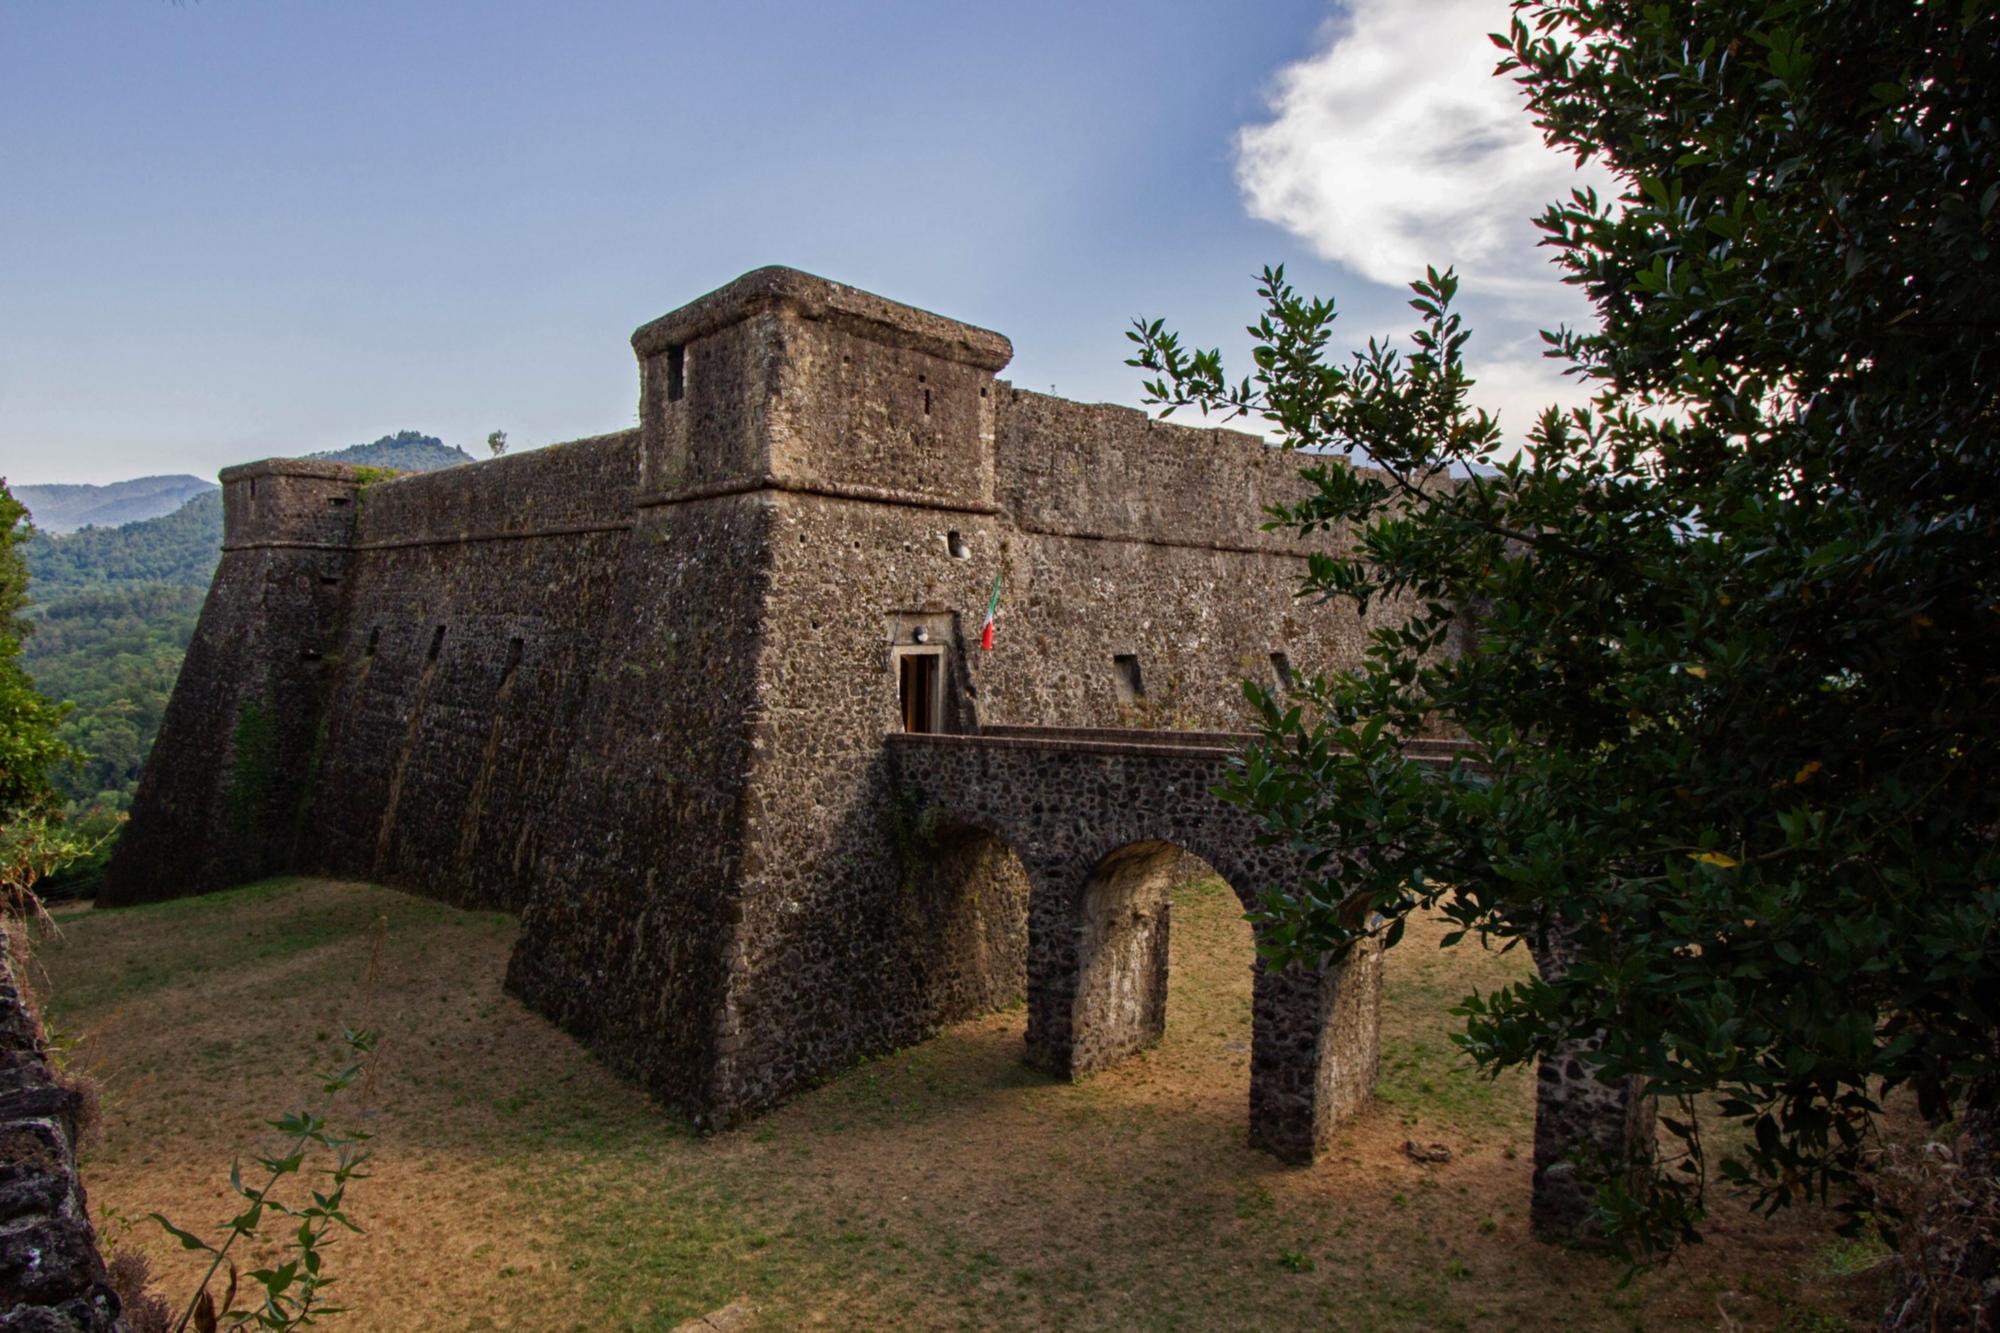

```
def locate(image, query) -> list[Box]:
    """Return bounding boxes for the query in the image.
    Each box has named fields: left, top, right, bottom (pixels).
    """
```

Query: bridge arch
left=889, top=727, right=1382, bottom=1164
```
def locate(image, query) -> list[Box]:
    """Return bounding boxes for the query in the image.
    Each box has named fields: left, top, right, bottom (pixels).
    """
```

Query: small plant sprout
left=152, top=1026, right=379, bottom=1332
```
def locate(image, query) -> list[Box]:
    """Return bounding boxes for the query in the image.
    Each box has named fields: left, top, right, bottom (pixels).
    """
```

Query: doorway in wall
left=899, top=651, right=941, bottom=734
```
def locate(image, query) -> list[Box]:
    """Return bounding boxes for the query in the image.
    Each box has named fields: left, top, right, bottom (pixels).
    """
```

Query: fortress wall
left=763, top=311, right=998, bottom=504
left=353, top=429, right=639, bottom=539
left=299, top=433, right=640, bottom=910
left=506, top=493, right=778, bottom=1119
left=981, top=389, right=1392, bottom=731
left=711, top=492, right=1019, bottom=1114
left=633, top=266, right=1012, bottom=507
left=106, top=267, right=1401, bottom=1128
left=705, top=401, right=1383, bottom=1116
left=995, top=389, right=1309, bottom=554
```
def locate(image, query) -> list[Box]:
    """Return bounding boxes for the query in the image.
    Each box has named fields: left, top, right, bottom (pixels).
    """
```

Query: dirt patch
left=35, top=877, right=1890, bottom=1331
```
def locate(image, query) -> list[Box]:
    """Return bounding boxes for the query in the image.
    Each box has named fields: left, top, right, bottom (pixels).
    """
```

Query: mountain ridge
left=13, top=475, right=217, bottom=534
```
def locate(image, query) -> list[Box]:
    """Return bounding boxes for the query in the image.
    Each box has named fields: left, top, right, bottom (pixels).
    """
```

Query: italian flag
left=980, top=574, right=1002, bottom=651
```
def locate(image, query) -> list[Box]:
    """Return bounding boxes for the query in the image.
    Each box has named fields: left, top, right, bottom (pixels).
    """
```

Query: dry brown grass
left=34, top=876, right=1891, bottom=1331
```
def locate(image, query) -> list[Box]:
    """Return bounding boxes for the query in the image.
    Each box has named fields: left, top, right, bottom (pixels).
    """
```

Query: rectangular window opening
left=427, top=625, right=446, bottom=662
left=1270, top=651, right=1294, bottom=691
left=365, top=627, right=380, bottom=658
left=502, top=636, right=525, bottom=682
left=1113, top=653, right=1145, bottom=703
left=666, top=344, right=686, bottom=402
left=900, top=652, right=941, bottom=734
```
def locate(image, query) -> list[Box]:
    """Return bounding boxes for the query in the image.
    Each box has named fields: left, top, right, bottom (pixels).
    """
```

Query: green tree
left=0, top=482, right=76, bottom=823
left=1129, top=0, right=1998, bottom=1317
left=0, top=481, right=86, bottom=912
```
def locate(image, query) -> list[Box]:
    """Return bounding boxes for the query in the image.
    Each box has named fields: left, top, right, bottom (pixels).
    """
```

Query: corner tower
left=101, top=460, right=364, bottom=904
left=630, top=266, right=1012, bottom=510
left=506, top=268, right=1018, bottom=1122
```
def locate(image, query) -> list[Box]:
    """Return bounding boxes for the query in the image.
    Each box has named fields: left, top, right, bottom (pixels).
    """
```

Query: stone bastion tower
left=102, top=267, right=1405, bottom=1159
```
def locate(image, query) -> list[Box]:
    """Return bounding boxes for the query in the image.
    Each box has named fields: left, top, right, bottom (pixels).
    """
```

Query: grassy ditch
left=36, top=876, right=1889, bottom=1332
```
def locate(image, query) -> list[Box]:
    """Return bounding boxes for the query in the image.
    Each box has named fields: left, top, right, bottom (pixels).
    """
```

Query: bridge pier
left=1528, top=940, right=1658, bottom=1241
left=1246, top=939, right=1383, bottom=1163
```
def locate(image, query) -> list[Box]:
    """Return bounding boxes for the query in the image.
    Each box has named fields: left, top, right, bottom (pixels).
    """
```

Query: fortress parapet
left=219, top=457, right=368, bottom=551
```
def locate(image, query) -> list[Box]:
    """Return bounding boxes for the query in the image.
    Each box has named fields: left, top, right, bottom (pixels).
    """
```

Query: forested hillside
left=310, top=429, right=472, bottom=471
left=27, top=586, right=206, bottom=802
left=25, top=488, right=223, bottom=598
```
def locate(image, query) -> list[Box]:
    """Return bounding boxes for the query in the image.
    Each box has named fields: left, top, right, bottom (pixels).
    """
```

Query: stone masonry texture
left=104, top=266, right=1419, bottom=1146
left=0, top=922, right=124, bottom=1332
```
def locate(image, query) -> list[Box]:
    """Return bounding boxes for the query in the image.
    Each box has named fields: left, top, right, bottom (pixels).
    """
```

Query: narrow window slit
left=365, top=627, right=380, bottom=657
left=427, top=625, right=446, bottom=662
left=1270, top=651, right=1294, bottom=691
left=666, top=345, right=686, bottom=402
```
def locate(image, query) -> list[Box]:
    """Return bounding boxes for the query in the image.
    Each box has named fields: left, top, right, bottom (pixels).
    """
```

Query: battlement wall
left=219, top=458, right=365, bottom=551
left=300, top=430, right=643, bottom=912
left=352, top=429, right=640, bottom=547
left=995, top=389, right=1308, bottom=555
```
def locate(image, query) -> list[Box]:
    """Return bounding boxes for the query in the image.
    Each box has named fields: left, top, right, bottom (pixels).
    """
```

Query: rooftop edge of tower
left=631, top=266, right=1013, bottom=373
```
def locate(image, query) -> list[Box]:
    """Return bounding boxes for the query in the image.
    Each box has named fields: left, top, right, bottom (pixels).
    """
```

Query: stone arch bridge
left=888, top=724, right=1429, bottom=1164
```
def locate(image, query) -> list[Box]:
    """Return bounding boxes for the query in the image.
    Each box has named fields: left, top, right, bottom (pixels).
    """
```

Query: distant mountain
left=14, top=475, right=217, bottom=535
left=309, top=430, right=473, bottom=472
left=25, top=490, right=224, bottom=602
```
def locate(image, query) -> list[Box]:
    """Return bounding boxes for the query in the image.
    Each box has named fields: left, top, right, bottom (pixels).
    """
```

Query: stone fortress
left=104, top=268, right=1638, bottom=1201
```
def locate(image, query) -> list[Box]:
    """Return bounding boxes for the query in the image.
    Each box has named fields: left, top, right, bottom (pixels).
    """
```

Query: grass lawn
left=31, top=875, right=1890, bottom=1331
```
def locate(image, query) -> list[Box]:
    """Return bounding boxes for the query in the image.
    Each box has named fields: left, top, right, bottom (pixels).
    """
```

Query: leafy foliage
left=0, top=481, right=79, bottom=824
left=24, top=587, right=205, bottom=808
left=154, top=1027, right=377, bottom=1332
left=1128, top=0, right=1999, bottom=1266
left=13, top=491, right=216, bottom=890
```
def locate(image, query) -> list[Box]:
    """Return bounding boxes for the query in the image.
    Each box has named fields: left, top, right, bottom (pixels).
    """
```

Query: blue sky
left=0, top=0, right=1597, bottom=486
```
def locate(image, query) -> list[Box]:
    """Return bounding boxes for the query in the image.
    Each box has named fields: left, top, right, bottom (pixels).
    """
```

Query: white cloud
left=1238, top=0, right=1612, bottom=305
left=1236, top=1, right=1618, bottom=437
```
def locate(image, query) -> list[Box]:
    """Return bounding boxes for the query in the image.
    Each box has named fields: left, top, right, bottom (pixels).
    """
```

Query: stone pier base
left=1530, top=1032, right=1657, bottom=1241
